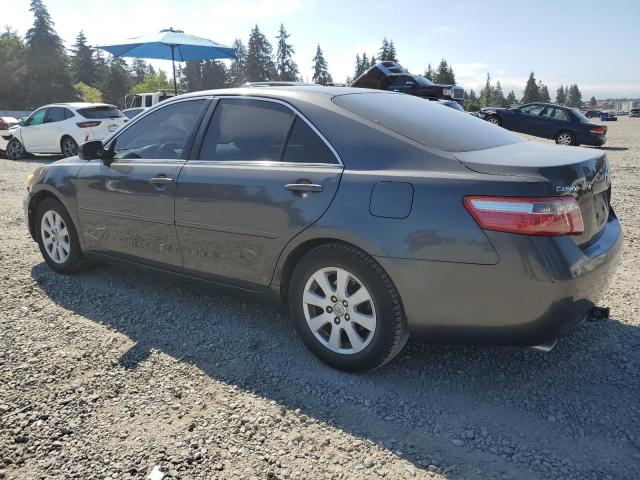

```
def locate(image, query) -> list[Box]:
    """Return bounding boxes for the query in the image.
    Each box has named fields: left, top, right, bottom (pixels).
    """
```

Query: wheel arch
left=27, top=190, right=61, bottom=241
left=277, top=237, right=399, bottom=313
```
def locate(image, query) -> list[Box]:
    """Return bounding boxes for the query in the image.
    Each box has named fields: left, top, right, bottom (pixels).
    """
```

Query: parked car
left=351, top=61, right=465, bottom=104
left=629, top=109, right=640, bottom=118
left=600, top=112, right=618, bottom=121
left=0, top=116, right=19, bottom=153
left=122, top=107, right=146, bottom=120
left=4, top=103, right=127, bottom=160
left=479, top=103, right=607, bottom=146
left=584, top=110, right=602, bottom=118
left=24, top=87, right=621, bottom=371
left=125, top=90, right=175, bottom=109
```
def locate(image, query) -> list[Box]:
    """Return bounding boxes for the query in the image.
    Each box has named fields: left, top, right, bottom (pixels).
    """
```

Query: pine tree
left=101, top=57, right=131, bottom=108
left=522, top=72, right=540, bottom=104
left=506, top=90, right=517, bottom=105
left=555, top=85, right=566, bottom=105
left=479, top=73, right=494, bottom=107
left=423, top=63, right=433, bottom=81
left=245, top=25, right=276, bottom=82
left=369, top=54, right=376, bottom=68
left=23, top=0, right=76, bottom=107
left=201, top=60, right=228, bottom=89
left=354, top=54, right=363, bottom=79
left=538, top=81, right=550, bottom=103
left=130, top=58, right=150, bottom=85
left=228, top=39, right=247, bottom=86
left=275, top=24, right=299, bottom=81
left=311, top=44, right=332, bottom=85
left=0, top=28, right=26, bottom=109
left=468, top=89, right=478, bottom=103
left=492, top=80, right=508, bottom=107
left=433, top=59, right=455, bottom=84
left=387, top=40, right=397, bottom=62
left=181, top=61, right=203, bottom=92
left=589, top=96, right=597, bottom=107
left=70, top=31, right=98, bottom=87
left=567, top=84, right=583, bottom=108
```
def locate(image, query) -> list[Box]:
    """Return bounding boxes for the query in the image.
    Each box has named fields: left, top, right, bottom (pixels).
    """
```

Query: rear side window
left=199, top=99, right=294, bottom=161
left=46, top=107, right=67, bottom=123
left=78, top=106, right=125, bottom=119
left=145, top=96, right=153, bottom=107
left=282, top=117, right=337, bottom=164
left=333, top=92, right=522, bottom=152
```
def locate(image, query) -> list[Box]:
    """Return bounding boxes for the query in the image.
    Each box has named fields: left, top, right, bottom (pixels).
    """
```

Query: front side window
left=46, top=107, right=67, bottom=123
left=199, top=99, right=294, bottom=161
left=520, top=104, right=545, bottom=116
left=113, top=99, right=207, bottom=160
left=28, top=109, right=47, bottom=126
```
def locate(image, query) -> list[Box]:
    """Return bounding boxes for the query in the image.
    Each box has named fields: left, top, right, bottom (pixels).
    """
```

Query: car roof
left=178, top=85, right=391, bottom=102
left=43, top=102, right=117, bottom=109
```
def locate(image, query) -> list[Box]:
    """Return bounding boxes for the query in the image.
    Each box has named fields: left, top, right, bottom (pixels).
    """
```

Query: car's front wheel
left=289, top=242, right=408, bottom=371
left=6, top=138, right=26, bottom=160
left=555, top=131, right=576, bottom=146
left=487, top=115, right=501, bottom=126
left=60, top=136, right=79, bottom=157
left=36, top=197, right=87, bottom=274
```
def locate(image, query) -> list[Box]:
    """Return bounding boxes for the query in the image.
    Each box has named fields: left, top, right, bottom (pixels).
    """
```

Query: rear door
left=76, top=98, right=209, bottom=268
left=42, top=107, right=69, bottom=151
left=175, top=97, right=343, bottom=289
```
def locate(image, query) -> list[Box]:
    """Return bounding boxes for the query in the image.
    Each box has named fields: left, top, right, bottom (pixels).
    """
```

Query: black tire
left=35, top=197, right=87, bottom=274
left=487, top=115, right=501, bottom=126
left=60, top=136, right=79, bottom=158
left=289, top=242, right=408, bottom=372
left=555, top=131, right=576, bottom=146
left=6, top=138, right=26, bottom=160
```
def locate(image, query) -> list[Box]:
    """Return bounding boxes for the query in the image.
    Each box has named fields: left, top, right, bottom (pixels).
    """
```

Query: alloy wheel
left=302, top=267, right=376, bottom=354
left=62, top=138, right=78, bottom=157
left=488, top=117, right=500, bottom=125
left=7, top=140, right=23, bottom=159
left=557, top=133, right=573, bottom=145
left=40, top=210, right=70, bottom=264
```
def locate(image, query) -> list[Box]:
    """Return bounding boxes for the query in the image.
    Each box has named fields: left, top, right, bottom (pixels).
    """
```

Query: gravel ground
left=1, top=117, right=639, bottom=480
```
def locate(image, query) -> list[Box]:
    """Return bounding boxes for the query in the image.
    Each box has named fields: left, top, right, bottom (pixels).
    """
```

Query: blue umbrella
left=97, top=28, right=236, bottom=95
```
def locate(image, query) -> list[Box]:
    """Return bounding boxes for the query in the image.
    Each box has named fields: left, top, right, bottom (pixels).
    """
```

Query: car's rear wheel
left=6, top=138, right=26, bottom=160
left=555, top=131, right=576, bottom=146
left=487, top=115, right=501, bottom=126
left=61, top=136, right=79, bottom=157
left=289, top=242, right=408, bottom=371
left=36, top=197, right=87, bottom=274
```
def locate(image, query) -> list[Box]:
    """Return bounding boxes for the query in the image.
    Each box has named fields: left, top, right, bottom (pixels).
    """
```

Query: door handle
left=148, top=176, right=174, bottom=185
left=284, top=183, right=323, bottom=193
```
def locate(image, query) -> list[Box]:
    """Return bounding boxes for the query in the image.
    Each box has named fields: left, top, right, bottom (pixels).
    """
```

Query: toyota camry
left=24, top=87, right=622, bottom=371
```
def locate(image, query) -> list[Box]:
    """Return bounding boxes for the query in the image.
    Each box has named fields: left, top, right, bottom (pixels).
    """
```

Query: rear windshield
left=77, top=106, right=124, bottom=119
left=571, top=108, right=590, bottom=123
left=333, top=92, right=522, bottom=152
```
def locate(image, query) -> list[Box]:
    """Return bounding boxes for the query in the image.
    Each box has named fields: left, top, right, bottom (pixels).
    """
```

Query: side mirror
left=78, top=140, right=106, bottom=161
left=19, top=119, right=26, bottom=127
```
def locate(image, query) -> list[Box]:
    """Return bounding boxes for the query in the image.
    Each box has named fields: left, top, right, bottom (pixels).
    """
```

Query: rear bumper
left=376, top=211, right=622, bottom=345
left=577, top=132, right=607, bottom=146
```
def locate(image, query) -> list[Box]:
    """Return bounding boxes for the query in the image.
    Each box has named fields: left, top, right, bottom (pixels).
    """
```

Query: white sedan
left=4, top=103, right=126, bottom=160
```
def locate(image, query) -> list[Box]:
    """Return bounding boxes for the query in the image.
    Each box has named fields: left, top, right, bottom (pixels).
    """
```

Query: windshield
left=571, top=108, right=590, bottom=123
left=333, top=92, right=522, bottom=152
left=414, top=75, right=434, bottom=86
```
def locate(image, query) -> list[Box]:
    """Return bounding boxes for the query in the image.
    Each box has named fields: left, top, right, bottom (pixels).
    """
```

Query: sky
left=5, top=0, right=640, bottom=99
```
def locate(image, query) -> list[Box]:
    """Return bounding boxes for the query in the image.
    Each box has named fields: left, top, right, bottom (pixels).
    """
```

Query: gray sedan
left=24, top=87, right=622, bottom=371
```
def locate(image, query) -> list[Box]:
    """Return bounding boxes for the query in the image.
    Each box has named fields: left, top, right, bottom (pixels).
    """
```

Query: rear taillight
left=590, top=126, right=606, bottom=134
left=464, top=196, right=584, bottom=236
left=76, top=121, right=101, bottom=128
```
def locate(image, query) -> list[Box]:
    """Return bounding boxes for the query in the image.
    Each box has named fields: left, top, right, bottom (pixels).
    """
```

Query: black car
left=351, top=61, right=465, bottom=104
left=479, top=103, right=607, bottom=146
left=584, top=110, right=602, bottom=118
left=630, top=109, right=640, bottom=118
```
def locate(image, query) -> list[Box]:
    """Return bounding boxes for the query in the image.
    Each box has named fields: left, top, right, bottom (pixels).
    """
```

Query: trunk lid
left=453, top=141, right=611, bottom=246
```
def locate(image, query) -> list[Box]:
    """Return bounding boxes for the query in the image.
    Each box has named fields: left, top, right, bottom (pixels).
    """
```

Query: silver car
left=24, top=87, right=622, bottom=371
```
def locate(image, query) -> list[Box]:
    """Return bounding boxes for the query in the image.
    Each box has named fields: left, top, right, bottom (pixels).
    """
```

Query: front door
left=76, top=98, right=209, bottom=267
left=175, top=97, right=343, bottom=289
left=19, top=108, right=49, bottom=152
left=510, top=104, right=546, bottom=135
